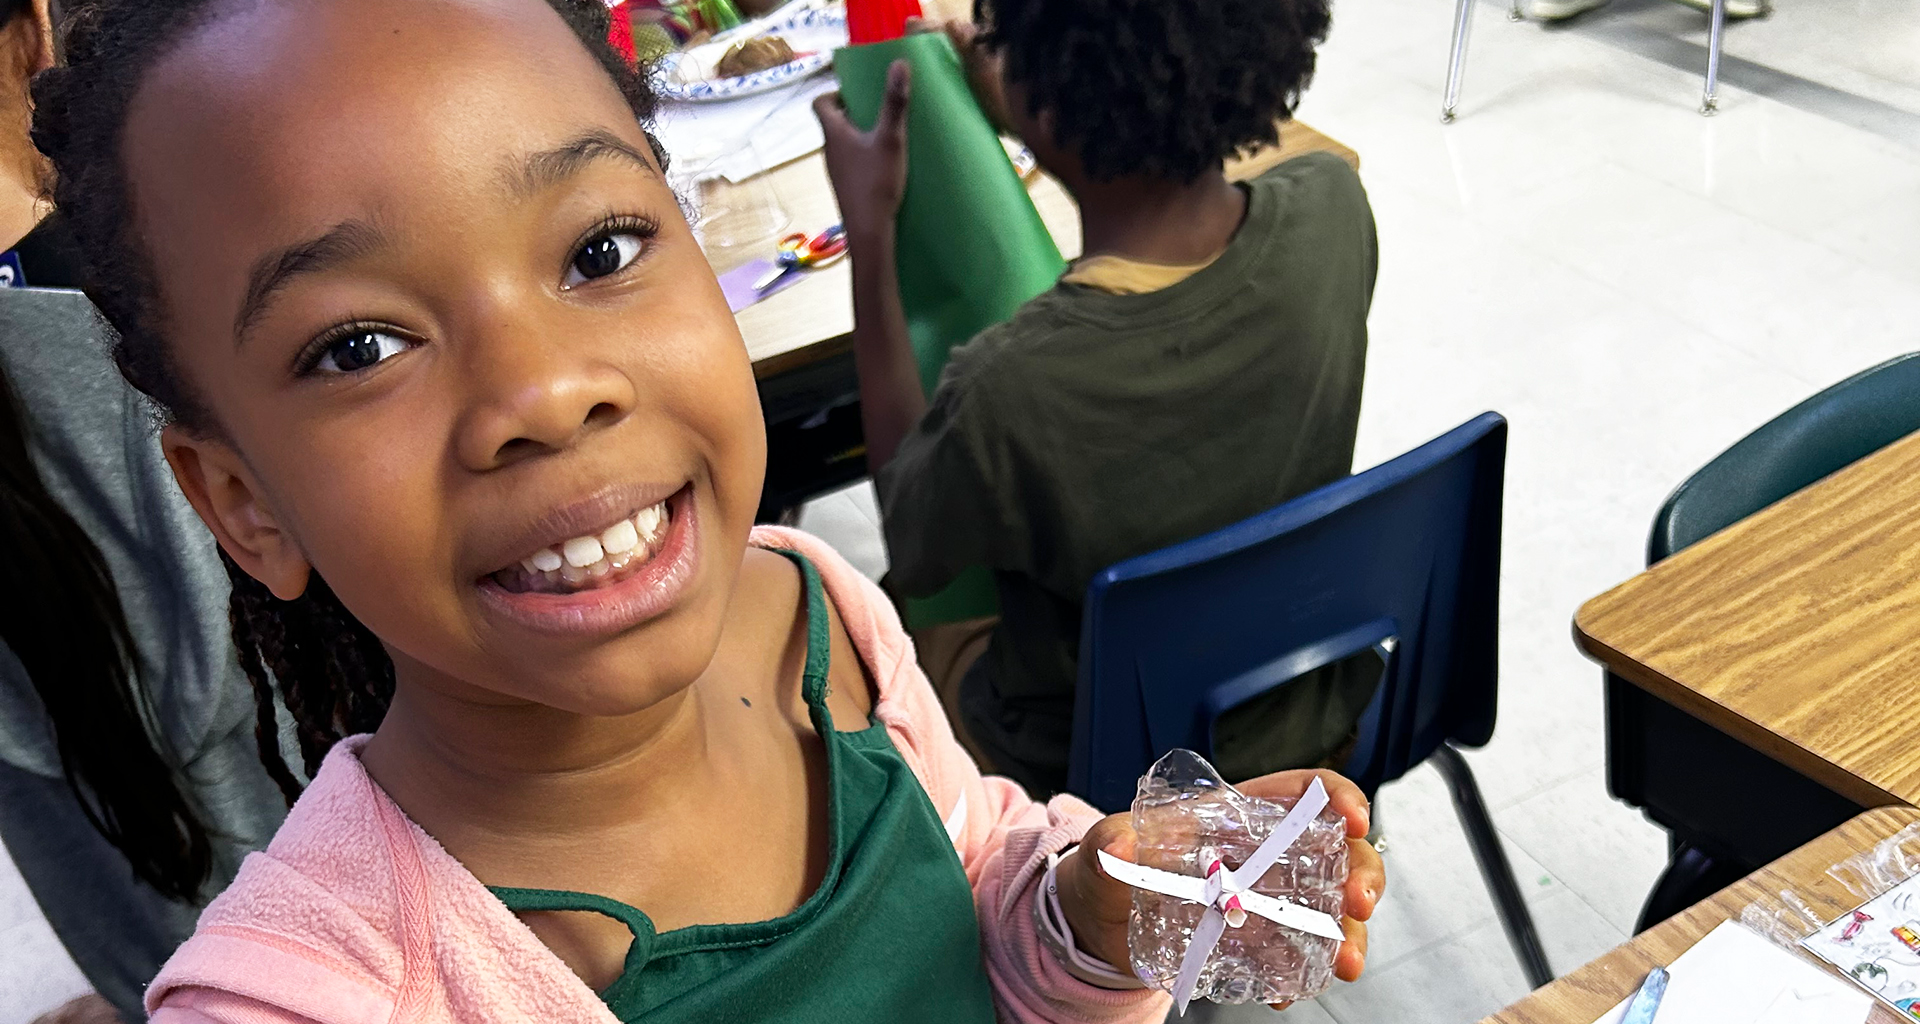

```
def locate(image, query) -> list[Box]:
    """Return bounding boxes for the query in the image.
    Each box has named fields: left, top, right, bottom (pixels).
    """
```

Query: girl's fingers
left=1237, top=768, right=1372, bottom=838
left=1333, top=914, right=1369, bottom=982
left=1081, top=812, right=1138, bottom=877
left=1344, top=834, right=1385, bottom=922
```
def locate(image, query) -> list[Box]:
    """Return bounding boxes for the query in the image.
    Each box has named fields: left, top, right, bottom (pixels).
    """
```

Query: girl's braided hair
left=31, top=0, right=665, bottom=800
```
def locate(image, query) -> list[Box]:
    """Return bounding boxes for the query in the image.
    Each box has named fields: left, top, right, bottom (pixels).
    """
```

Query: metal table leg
left=1443, top=0, right=1477, bottom=123
left=1701, top=0, right=1726, bottom=114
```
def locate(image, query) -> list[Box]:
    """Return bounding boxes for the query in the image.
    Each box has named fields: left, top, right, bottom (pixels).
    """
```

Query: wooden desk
left=1573, top=428, right=1920, bottom=812
left=1482, top=806, right=1920, bottom=1024
left=729, top=121, right=1360, bottom=378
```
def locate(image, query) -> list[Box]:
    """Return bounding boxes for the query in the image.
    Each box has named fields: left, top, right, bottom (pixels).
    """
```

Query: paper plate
left=657, top=7, right=847, bottom=103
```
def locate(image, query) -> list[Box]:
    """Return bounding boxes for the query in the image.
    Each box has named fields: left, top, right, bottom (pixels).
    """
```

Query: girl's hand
left=813, top=59, right=912, bottom=243
left=1054, top=769, right=1384, bottom=1009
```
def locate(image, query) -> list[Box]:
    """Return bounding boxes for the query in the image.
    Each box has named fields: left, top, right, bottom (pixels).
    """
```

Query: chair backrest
left=1068, top=413, right=1508, bottom=811
left=1650, top=353, right=1920, bottom=563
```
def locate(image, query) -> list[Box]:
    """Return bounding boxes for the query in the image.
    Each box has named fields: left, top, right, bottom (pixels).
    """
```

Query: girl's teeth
left=506, top=500, right=673, bottom=592
left=635, top=504, right=663, bottom=543
left=563, top=536, right=605, bottom=568
left=600, top=518, right=640, bottom=555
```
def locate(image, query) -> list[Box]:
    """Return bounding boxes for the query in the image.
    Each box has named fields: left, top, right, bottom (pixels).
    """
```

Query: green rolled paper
left=835, top=32, right=1066, bottom=628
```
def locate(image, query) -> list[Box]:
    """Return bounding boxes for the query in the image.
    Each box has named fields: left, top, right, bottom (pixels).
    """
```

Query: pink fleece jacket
left=145, top=527, right=1168, bottom=1024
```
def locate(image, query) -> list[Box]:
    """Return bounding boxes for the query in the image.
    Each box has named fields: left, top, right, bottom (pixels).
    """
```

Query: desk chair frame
left=1442, top=0, right=1730, bottom=123
left=1067, top=413, right=1554, bottom=990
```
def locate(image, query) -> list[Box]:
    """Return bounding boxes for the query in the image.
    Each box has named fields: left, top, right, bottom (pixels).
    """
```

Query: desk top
left=1481, top=806, right=1920, bottom=1024
left=722, top=121, right=1359, bottom=378
left=1573, top=427, right=1920, bottom=811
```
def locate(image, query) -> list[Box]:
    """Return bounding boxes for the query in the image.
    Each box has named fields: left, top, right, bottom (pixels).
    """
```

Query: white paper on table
left=654, top=75, right=839, bottom=184
left=1586, top=922, right=1872, bottom=1024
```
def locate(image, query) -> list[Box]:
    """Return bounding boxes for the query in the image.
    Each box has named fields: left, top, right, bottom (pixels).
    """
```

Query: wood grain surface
left=719, top=121, right=1360, bottom=377
left=1573, top=428, right=1920, bottom=810
left=1480, top=806, right=1920, bottom=1024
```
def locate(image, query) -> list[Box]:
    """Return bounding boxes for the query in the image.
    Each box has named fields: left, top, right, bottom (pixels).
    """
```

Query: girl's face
left=127, top=0, right=767, bottom=715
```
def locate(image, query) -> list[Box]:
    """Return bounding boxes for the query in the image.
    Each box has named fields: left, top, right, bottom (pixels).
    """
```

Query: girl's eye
left=563, top=232, right=646, bottom=289
left=313, top=329, right=410, bottom=374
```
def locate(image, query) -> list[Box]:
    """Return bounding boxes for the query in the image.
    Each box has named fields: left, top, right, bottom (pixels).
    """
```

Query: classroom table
left=1479, top=806, right=1920, bottom=1024
left=1574, top=427, right=1920, bottom=812
left=730, top=120, right=1362, bottom=378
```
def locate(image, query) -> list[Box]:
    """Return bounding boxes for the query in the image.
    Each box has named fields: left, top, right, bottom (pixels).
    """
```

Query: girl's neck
left=360, top=674, right=722, bottom=842
left=1071, top=170, right=1248, bottom=267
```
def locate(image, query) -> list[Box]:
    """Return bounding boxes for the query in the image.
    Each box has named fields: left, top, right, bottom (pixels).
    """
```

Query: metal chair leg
left=1701, top=0, right=1726, bottom=114
left=1431, top=743, right=1556, bottom=990
left=1509, top=0, right=1523, bottom=20
left=1442, top=0, right=1476, bottom=123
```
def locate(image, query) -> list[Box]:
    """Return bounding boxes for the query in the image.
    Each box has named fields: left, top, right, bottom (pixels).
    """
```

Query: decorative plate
left=656, top=6, right=847, bottom=103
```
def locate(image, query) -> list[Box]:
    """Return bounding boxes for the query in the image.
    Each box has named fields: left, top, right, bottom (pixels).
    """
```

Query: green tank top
left=490, top=552, right=997, bottom=1022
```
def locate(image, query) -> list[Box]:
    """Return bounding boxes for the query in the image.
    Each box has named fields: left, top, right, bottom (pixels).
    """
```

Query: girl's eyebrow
left=232, top=130, right=653, bottom=344
left=235, top=218, right=388, bottom=343
left=507, top=128, right=657, bottom=201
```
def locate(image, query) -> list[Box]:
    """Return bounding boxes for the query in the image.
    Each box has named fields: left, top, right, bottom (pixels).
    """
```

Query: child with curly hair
left=818, top=0, right=1382, bottom=798
left=27, top=0, right=1381, bottom=1020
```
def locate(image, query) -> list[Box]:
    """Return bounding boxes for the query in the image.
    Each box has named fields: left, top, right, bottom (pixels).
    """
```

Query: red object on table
left=608, top=1, right=636, bottom=61
left=846, top=0, right=923, bottom=44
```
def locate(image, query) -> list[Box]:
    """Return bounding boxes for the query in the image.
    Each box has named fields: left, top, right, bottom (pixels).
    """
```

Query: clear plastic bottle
left=1126, top=749, right=1350, bottom=1007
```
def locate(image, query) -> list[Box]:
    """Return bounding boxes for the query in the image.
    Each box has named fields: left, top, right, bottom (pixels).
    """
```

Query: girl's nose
left=453, top=326, right=639, bottom=471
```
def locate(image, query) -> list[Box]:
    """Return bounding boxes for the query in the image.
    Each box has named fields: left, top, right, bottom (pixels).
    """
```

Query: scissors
left=1621, top=966, right=1668, bottom=1024
left=753, top=224, right=847, bottom=291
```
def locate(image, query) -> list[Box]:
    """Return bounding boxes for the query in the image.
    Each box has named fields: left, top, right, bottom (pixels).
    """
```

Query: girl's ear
left=27, top=0, right=57, bottom=75
left=162, top=424, right=312, bottom=601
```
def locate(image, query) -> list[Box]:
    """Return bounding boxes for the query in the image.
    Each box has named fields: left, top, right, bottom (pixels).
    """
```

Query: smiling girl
left=30, top=0, right=1380, bottom=1020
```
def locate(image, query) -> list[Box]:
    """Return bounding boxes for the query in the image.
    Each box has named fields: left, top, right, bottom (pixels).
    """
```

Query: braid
left=35, top=0, right=663, bottom=795
left=222, top=555, right=303, bottom=805
left=221, top=549, right=396, bottom=794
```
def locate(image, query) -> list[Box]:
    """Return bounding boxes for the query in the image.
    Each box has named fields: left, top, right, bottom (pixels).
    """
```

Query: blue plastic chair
left=1067, top=412, right=1553, bottom=987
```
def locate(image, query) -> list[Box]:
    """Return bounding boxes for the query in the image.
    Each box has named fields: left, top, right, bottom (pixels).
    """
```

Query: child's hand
left=904, top=17, right=1012, bottom=131
left=1054, top=769, right=1384, bottom=1008
left=813, top=59, right=912, bottom=242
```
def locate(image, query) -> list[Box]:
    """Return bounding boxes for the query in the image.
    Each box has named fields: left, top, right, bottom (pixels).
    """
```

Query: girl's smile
left=476, top=482, right=701, bottom=637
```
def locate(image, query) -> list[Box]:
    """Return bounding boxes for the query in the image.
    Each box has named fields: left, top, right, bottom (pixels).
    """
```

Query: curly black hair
left=976, top=0, right=1333, bottom=183
left=29, top=0, right=663, bottom=801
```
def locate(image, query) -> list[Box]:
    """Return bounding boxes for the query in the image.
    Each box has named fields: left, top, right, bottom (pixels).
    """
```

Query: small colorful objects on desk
left=716, top=224, right=847, bottom=313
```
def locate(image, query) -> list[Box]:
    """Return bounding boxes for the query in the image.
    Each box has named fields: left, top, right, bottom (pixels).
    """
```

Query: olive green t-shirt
left=876, top=153, right=1378, bottom=796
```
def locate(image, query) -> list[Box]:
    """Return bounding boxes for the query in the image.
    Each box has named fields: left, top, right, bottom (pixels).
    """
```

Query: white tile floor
left=4, top=0, right=1918, bottom=1020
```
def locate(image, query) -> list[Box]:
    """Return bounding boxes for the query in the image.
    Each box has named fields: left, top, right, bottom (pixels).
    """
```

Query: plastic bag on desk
left=1122, top=750, right=1349, bottom=1010
left=1740, top=822, right=1920, bottom=949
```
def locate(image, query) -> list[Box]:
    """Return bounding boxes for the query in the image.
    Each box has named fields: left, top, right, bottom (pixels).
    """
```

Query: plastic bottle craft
left=1097, top=750, right=1350, bottom=1015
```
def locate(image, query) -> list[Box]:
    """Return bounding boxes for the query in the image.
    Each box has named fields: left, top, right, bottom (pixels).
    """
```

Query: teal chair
left=1610, top=352, right=1920, bottom=931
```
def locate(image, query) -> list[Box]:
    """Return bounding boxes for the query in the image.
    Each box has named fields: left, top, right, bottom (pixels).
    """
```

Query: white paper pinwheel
left=1097, top=777, right=1346, bottom=1015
